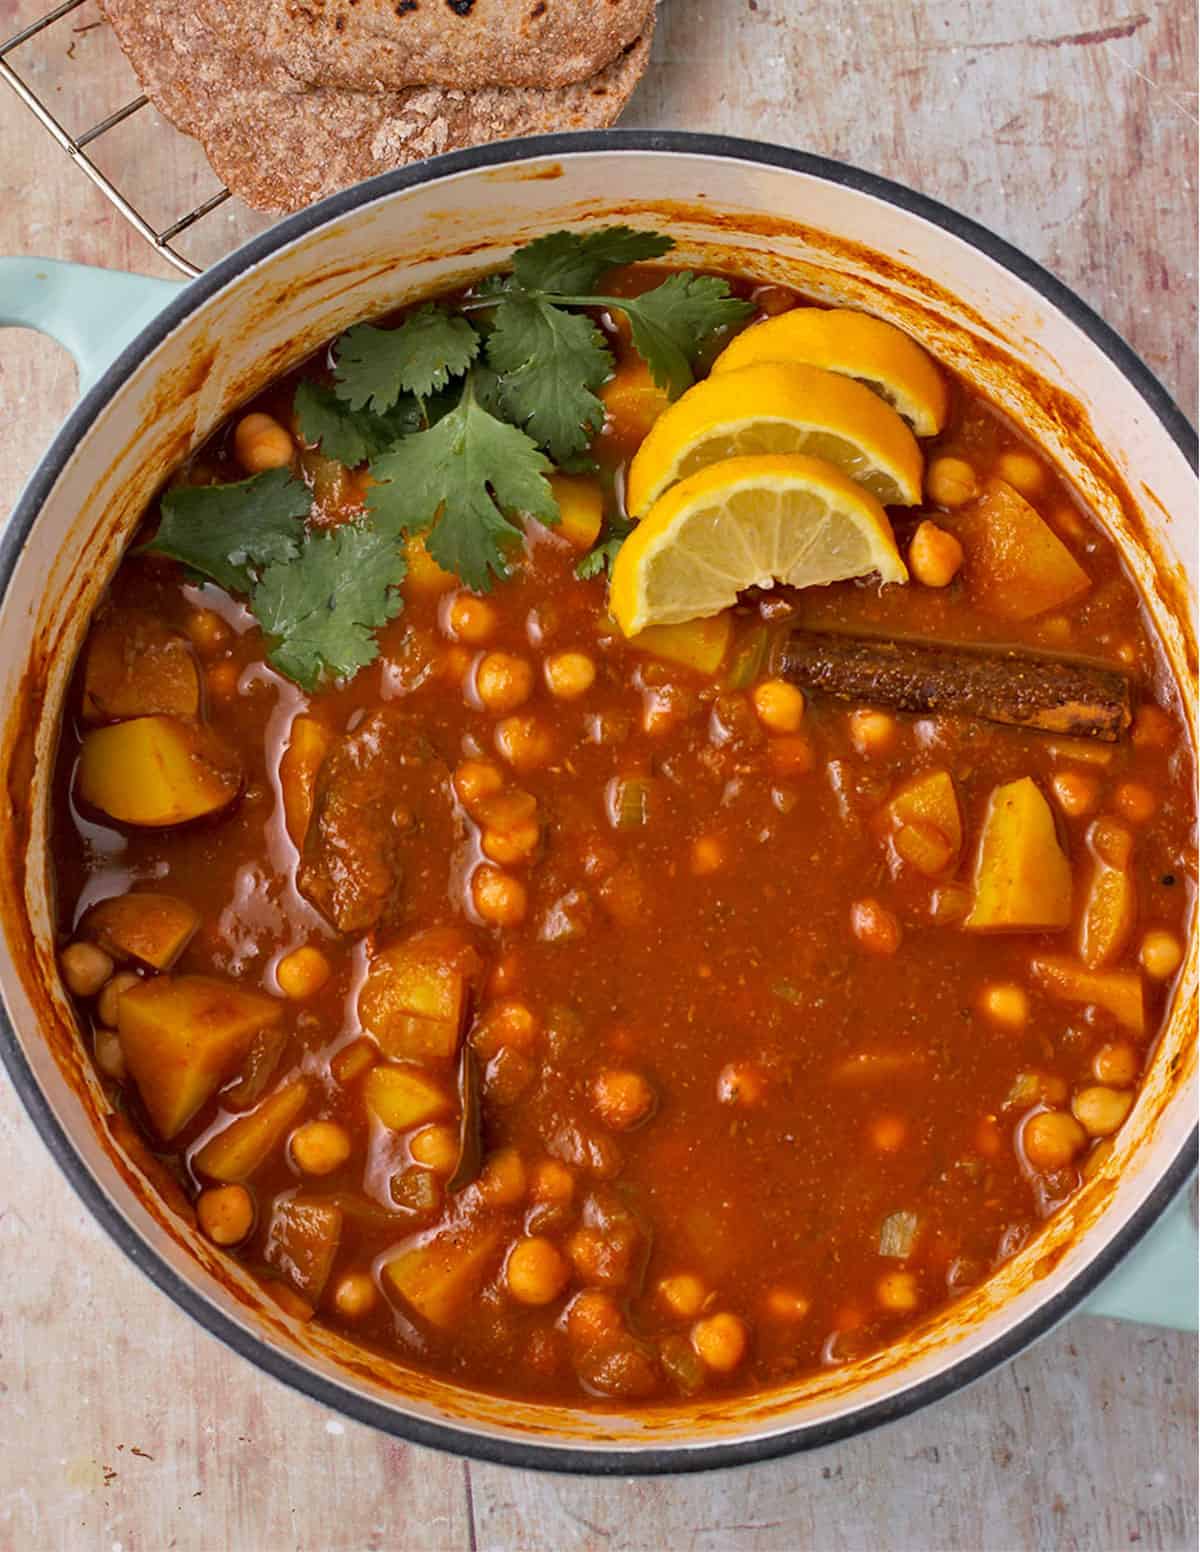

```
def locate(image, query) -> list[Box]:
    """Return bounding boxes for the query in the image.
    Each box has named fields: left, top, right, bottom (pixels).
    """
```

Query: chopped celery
left=725, top=625, right=768, bottom=690
left=879, top=1210, right=920, bottom=1259
left=607, top=776, right=652, bottom=829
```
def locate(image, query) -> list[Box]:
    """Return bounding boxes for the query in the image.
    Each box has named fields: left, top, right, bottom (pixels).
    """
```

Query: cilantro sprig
left=144, top=227, right=755, bottom=687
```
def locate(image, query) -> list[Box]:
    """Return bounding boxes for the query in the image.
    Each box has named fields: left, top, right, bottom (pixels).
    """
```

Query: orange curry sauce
left=51, top=269, right=1195, bottom=1405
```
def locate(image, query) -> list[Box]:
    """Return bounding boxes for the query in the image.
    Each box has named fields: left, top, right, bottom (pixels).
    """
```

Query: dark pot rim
left=1, top=129, right=1195, bottom=1477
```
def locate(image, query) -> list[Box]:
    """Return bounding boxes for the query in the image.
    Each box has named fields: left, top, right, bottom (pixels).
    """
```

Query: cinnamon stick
left=779, top=630, right=1132, bottom=741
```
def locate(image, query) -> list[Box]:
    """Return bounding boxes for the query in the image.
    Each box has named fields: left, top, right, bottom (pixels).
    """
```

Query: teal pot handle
left=1083, top=1192, right=1198, bottom=1330
left=0, top=256, right=182, bottom=394
left=1, top=253, right=1196, bottom=1333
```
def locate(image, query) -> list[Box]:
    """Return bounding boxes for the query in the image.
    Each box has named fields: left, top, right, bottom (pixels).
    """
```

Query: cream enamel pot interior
left=0, top=133, right=1196, bottom=1474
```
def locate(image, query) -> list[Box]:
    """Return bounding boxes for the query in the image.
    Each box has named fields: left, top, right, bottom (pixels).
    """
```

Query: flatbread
left=194, top=0, right=656, bottom=92
left=99, top=0, right=653, bottom=212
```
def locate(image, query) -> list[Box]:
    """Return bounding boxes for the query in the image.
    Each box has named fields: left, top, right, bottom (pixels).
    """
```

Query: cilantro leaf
left=367, top=376, right=556, bottom=592
left=144, top=469, right=310, bottom=595
left=294, top=381, right=420, bottom=466
left=617, top=274, right=756, bottom=397
left=576, top=511, right=636, bottom=579
left=486, top=292, right=611, bottom=462
left=511, top=227, right=674, bottom=294
left=254, top=522, right=406, bottom=690
left=333, top=306, right=480, bottom=412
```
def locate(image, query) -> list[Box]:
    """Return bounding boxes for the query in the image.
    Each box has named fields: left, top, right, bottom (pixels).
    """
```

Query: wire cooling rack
left=1, top=0, right=232, bottom=277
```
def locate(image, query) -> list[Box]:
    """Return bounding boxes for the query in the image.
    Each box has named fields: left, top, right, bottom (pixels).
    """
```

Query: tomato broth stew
left=52, top=234, right=1195, bottom=1407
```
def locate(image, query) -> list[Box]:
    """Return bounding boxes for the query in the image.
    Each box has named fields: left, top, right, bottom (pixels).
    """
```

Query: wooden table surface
left=0, top=1, right=1195, bottom=1547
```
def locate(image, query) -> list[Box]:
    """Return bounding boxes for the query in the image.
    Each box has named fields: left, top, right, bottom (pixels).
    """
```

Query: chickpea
left=975, top=1116, right=1002, bottom=1157
left=1114, top=781, right=1157, bottom=824
left=482, top=820, right=540, bottom=866
left=495, top=714, right=554, bottom=771
left=764, top=1287, right=811, bottom=1321
left=486, top=951, right=522, bottom=1000
left=1131, top=704, right=1175, bottom=750
left=979, top=982, right=1029, bottom=1030
left=926, top=455, right=978, bottom=508
left=908, top=520, right=964, bottom=588
left=529, top=1158, right=575, bottom=1204
left=690, top=835, right=728, bottom=876
left=544, top=651, right=597, bottom=700
left=717, top=1062, right=765, bottom=1107
left=691, top=1312, right=749, bottom=1373
left=1023, top=1109, right=1086, bottom=1170
left=473, top=999, right=538, bottom=1055
left=94, top=1026, right=126, bottom=1080
left=754, top=285, right=798, bottom=317
left=1051, top=769, right=1099, bottom=818
left=290, top=1120, right=352, bottom=1176
left=1140, top=929, right=1183, bottom=980
left=276, top=945, right=332, bottom=1000
left=657, top=1272, right=708, bottom=1319
left=869, top=1114, right=907, bottom=1153
left=876, top=1270, right=920, bottom=1313
left=1093, top=1041, right=1140, bottom=1087
left=454, top=758, right=504, bottom=816
left=197, top=1183, right=254, bottom=1245
left=475, top=651, right=534, bottom=714
left=439, top=645, right=473, bottom=686
left=850, top=898, right=902, bottom=956
left=472, top=865, right=528, bottom=927
left=409, top=1123, right=460, bottom=1174
left=506, top=1236, right=572, bottom=1306
left=445, top=592, right=498, bottom=645
left=1051, top=504, right=1087, bottom=543
left=848, top=708, right=897, bottom=756
left=185, top=608, right=231, bottom=654
left=332, top=1272, right=378, bottom=1319
left=233, top=411, right=294, bottom=473
left=752, top=678, right=806, bottom=733
left=96, top=970, right=140, bottom=1029
left=60, top=941, right=114, bottom=999
left=477, top=1147, right=527, bottom=1206
left=995, top=450, right=1046, bottom=498
left=590, top=1068, right=657, bottom=1131
left=566, top=1289, right=623, bottom=1347
left=767, top=735, right=815, bottom=777
left=1072, top=1085, right=1134, bottom=1138
left=207, top=661, right=240, bottom=700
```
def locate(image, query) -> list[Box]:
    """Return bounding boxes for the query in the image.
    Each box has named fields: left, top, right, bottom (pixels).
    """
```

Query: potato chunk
left=1079, top=817, right=1137, bottom=969
left=358, top=927, right=480, bottom=1063
left=383, top=1223, right=504, bottom=1328
left=264, top=1195, right=343, bottom=1304
left=1031, top=956, right=1145, bottom=1035
left=118, top=975, right=282, bottom=1138
left=954, top=478, right=1090, bottom=621
left=279, top=714, right=333, bottom=848
left=81, top=892, right=199, bottom=970
left=965, top=777, right=1072, bottom=931
left=884, top=768, right=962, bottom=876
left=193, top=1078, right=310, bottom=1181
left=630, top=614, right=733, bottom=676
left=77, top=716, right=242, bottom=827
left=82, top=612, right=200, bottom=724
left=364, top=1064, right=451, bottom=1130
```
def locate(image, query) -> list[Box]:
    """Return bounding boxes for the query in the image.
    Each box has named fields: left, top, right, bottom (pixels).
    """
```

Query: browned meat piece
left=297, top=709, right=456, bottom=933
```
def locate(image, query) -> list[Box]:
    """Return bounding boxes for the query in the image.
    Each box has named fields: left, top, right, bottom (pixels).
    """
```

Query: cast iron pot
left=0, top=133, right=1196, bottom=1474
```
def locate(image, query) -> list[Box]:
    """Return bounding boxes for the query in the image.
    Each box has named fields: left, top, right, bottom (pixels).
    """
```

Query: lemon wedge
left=610, top=453, right=908, bottom=636
left=711, top=308, right=949, bottom=438
left=625, top=363, right=923, bottom=518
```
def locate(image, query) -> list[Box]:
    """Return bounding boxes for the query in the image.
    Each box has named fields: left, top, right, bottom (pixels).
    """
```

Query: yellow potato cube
left=81, top=892, right=200, bottom=970
left=1031, top=956, right=1145, bottom=1035
left=548, top=474, right=605, bottom=550
left=364, top=1064, right=451, bottom=1130
left=77, top=715, right=242, bottom=827
left=630, top=614, right=733, bottom=676
left=954, top=478, right=1091, bottom=621
left=885, top=768, right=962, bottom=875
left=193, top=1078, right=310, bottom=1182
left=358, top=928, right=479, bottom=1063
left=383, top=1224, right=504, bottom=1328
left=82, top=614, right=199, bottom=724
left=118, top=975, right=282, bottom=1138
left=278, top=714, right=333, bottom=848
left=263, top=1195, right=343, bottom=1304
left=965, top=777, right=1072, bottom=931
